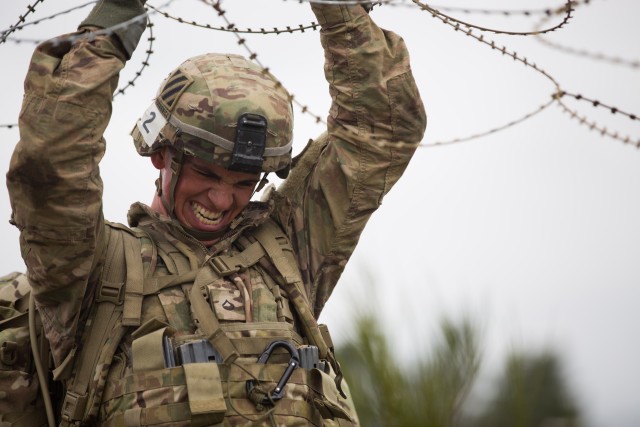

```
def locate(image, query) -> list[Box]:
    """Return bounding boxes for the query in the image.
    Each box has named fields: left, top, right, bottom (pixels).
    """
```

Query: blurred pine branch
left=337, top=314, right=480, bottom=427
left=336, top=310, right=582, bottom=427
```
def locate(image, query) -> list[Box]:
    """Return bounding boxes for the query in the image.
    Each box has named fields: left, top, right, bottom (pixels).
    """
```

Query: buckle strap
left=208, top=241, right=266, bottom=276
left=189, top=282, right=239, bottom=364
left=60, top=391, right=88, bottom=425
left=122, top=233, right=144, bottom=326
left=95, top=281, right=124, bottom=304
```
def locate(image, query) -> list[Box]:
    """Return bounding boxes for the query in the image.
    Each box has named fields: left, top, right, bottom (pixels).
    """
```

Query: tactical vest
left=57, top=218, right=359, bottom=426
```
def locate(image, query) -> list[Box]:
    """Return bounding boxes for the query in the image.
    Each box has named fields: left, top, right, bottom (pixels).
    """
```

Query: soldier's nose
left=208, top=186, right=233, bottom=211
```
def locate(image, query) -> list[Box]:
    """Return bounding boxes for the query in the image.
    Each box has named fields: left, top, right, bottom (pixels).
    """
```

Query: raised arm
left=6, top=0, right=147, bottom=366
left=274, top=3, right=427, bottom=317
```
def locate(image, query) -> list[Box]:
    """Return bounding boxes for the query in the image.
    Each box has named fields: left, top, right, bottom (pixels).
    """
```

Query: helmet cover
left=132, top=53, right=294, bottom=175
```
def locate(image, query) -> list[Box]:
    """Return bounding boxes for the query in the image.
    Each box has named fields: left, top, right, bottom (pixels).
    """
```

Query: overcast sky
left=1, top=1, right=639, bottom=425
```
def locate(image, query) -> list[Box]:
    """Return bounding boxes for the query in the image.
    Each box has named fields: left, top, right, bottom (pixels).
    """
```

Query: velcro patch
left=136, top=102, right=167, bottom=148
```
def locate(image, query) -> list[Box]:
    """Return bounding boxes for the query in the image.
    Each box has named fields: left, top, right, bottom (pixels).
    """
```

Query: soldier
left=7, top=0, right=426, bottom=425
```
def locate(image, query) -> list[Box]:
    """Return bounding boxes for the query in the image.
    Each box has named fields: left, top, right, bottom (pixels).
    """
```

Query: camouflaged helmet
left=132, top=53, right=294, bottom=178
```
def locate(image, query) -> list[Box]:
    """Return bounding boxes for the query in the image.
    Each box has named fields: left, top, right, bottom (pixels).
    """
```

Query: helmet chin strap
left=253, top=173, right=270, bottom=197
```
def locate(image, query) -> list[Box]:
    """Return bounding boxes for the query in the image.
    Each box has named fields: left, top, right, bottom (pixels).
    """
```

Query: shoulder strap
left=59, top=223, right=148, bottom=426
left=188, top=240, right=271, bottom=364
left=250, top=220, right=325, bottom=355
left=250, top=219, right=347, bottom=397
left=187, top=232, right=292, bottom=364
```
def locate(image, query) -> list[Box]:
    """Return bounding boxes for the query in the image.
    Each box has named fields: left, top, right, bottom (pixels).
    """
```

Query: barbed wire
left=411, top=0, right=576, bottom=36
left=1, top=0, right=637, bottom=149
left=0, top=22, right=155, bottom=127
left=3, top=36, right=42, bottom=45
left=555, top=97, right=639, bottom=147
left=0, top=0, right=46, bottom=44
left=428, top=0, right=593, bottom=17
left=0, top=2, right=161, bottom=128
left=554, top=91, right=639, bottom=146
left=139, top=0, right=616, bottom=142
left=285, top=0, right=578, bottom=17
left=113, top=19, right=156, bottom=99
left=149, top=0, right=576, bottom=37
left=558, top=92, right=638, bottom=122
left=411, top=0, right=638, bottom=148
left=1, top=1, right=95, bottom=45
left=533, top=0, right=640, bottom=69
left=203, top=0, right=325, bottom=124
left=535, top=38, right=640, bottom=69
left=409, top=1, right=561, bottom=147
left=422, top=97, right=557, bottom=148
left=147, top=2, right=320, bottom=35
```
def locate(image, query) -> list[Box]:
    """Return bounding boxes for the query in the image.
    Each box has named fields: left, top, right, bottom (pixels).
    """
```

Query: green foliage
left=336, top=311, right=581, bottom=427
left=476, top=350, right=581, bottom=427
left=337, top=314, right=480, bottom=427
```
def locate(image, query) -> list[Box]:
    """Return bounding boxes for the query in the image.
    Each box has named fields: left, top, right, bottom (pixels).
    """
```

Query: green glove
left=80, top=0, right=147, bottom=59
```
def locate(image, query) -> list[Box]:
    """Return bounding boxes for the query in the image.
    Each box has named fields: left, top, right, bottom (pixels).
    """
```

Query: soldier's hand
left=79, top=0, right=147, bottom=59
left=80, top=0, right=147, bottom=31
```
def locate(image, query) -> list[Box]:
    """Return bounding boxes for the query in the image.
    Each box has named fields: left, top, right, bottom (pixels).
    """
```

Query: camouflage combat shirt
left=6, top=2, right=426, bottom=418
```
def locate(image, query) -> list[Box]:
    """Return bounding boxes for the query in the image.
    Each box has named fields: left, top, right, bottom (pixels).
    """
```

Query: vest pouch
left=0, top=322, right=48, bottom=427
left=183, top=363, right=226, bottom=423
left=114, top=323, right=227, bottom=426
left=132, top=325, right=172, bottom=373
left=308, top=367, right=358, bottom=425
left=219, top=321, right=304, bottom=357
left=219, top=361, right=325, bottom=426
left=213, top=323, right=357, bottom=425
left=0, top=274, right=49, bottom=426
left=101, top=364, right=226, bottom=426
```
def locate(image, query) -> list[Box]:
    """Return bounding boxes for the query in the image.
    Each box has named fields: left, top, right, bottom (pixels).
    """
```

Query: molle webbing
left=99, top=364, right=325, bottom=426
left=188, top=238, right=279, bottom=363
left=60, top=218, right=344, bottom=425
left=251, top=222, right=328, bottom=358
left=60, top=225, right=146, bottom=426
left=186, top=219, right=337, bottom=376
left=249, top=220, right=346, bottom=397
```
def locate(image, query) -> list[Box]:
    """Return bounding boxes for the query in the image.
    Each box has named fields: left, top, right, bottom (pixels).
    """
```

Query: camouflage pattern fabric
left=0, top=272, right=48, bottom=426
left=0, top=271, right=30, bottom=319
left=276, top=4, right=427, bottom=317
left=132, top=53, right=294, bottom=175
left=6, top=2, right=426, bottom=425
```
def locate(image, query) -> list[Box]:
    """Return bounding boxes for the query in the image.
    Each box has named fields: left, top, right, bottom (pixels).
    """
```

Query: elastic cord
left=29, top=294, right=56, bottom=427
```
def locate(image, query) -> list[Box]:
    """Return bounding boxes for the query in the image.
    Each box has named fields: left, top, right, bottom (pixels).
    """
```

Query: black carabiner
left=246, top=340, right=300, bottom=405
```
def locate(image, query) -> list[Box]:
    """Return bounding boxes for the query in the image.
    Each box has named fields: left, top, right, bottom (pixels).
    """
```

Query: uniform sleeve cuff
left=310, top=3, right=368, bottom=28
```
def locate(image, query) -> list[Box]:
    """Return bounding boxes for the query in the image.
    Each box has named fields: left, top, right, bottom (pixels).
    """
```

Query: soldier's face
left=152, top=149, right=260, bottom=239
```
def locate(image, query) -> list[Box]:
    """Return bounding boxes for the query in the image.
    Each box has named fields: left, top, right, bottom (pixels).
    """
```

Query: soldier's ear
left=150, top=148, right=169, bottom=170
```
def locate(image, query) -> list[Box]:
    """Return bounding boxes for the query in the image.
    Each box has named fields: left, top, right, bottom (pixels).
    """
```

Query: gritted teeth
left=191, top=202, right=223, bottom=225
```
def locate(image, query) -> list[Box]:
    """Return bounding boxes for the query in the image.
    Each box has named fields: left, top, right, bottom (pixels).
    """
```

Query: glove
left=80, top=0, right=147, bottom=59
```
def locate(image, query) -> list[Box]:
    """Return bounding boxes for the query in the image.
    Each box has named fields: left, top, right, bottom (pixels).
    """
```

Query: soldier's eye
left=191, top=166, right=217, bottom=180
left=238, top=180, right=258, bottom=189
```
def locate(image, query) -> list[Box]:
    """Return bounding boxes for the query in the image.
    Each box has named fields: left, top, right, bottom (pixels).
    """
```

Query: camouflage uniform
left=7, top=2, right=426, bottom=426
left=0, top=272, right=41, bottom=423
